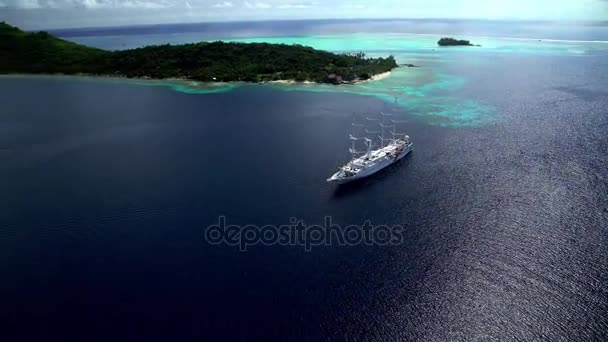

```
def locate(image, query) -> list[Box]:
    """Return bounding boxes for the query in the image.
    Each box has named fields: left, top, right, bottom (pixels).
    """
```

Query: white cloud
left=243, top=1, right=270, bottom=9
left=122, top=1, right=171, bottom=9
left=80, top=0, right=100, bottom=8
left=212, top=1, right=232, bottom=8
left=2, top=0, right=174, bottom=9
left=277, top=3, right=311, bottom=9
left=7, top=0, right=43, bottom=8
left=2, top=0, right=608, bottom=29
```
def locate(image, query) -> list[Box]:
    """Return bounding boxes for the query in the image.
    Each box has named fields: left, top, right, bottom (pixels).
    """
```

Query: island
left=437, top=37, right=477, bottom=46
left=0, top=22, right=398, bottom=84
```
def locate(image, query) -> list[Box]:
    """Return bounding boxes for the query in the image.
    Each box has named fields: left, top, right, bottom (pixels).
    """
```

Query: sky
left=1, top=0, right=607, bottom=29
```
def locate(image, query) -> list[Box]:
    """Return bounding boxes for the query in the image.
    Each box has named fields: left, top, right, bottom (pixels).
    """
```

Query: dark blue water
left=1, top=55, right=608, bottom=340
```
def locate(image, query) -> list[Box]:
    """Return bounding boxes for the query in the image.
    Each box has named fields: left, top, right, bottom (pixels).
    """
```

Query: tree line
left=1, top=22, right=398, bottom=84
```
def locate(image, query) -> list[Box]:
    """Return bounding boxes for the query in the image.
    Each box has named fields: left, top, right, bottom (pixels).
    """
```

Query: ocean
left=1, top=19, right=608, bottom=340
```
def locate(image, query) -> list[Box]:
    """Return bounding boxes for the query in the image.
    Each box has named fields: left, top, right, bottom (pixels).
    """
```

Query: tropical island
left=437, top=37, right=477, bottom=46
left=0, top=22, right=398, bottom=84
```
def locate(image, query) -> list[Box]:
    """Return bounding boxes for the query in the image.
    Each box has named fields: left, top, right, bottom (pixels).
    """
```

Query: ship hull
left=330, top=145, right=412, bottom=184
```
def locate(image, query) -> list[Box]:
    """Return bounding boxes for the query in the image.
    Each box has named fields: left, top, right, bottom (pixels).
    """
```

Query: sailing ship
left=327, top=111, right=413, bottom=184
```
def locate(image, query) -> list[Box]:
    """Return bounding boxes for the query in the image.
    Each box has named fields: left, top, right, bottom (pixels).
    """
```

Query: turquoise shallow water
left=170, top=34, right=608, bottom=127
left=228, top=33, right=608, bottom=55
left=54, top=30, right=608, bottom=127
left=223, top=34, right=608, bottom=127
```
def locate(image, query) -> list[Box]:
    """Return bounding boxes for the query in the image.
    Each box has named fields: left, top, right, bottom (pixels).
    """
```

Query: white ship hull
left=327, top=141, right=413, bottom=184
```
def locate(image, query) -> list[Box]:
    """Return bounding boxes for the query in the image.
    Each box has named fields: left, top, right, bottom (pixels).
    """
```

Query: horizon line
left=12, top=17, right=607, bottom=33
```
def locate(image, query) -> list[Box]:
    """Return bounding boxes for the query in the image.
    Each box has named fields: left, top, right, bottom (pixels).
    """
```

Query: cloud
left=3, top=0, right=608, bottom=30
left=243, top=1, right=270, bottom=9
left=0, top=0, right=314, bottom=10
left=5, top=0, right=43, bottom=8
left=2, top=0, right=174, bottom=9
left=212, top=1, right=232, bottom=7
left=277, top=3, right=312, bottom=9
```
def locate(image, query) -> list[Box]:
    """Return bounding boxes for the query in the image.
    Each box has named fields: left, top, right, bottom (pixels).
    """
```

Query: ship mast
left=379, top=112, right=395, bottom=147
left=364, top=138, right=372, bottom=159
left=365, top=116, right=379, bottom=150
left=348, top=134, right=364, bottom=161
left=349, top=120, right=366, bottom=161
left=382, top=96, right=409, bottom=144
left=389, top=118, right=408, bottom=141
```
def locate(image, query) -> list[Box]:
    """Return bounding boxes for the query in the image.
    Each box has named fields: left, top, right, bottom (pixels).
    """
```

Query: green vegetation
left=437, top=38, right=474, bottom=46
left=0, top=22, right=109, bottom=74
left=0, top=22, right=398, bottom=84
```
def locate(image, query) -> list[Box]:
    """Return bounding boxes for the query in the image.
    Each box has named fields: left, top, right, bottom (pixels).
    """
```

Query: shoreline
left=265, top=79, right=316, bottom=85
left=0, top=69, right=394, bottom=86
left=264, top=70, right=393, bottom=85
left=358, top=71, right=392, bottom=83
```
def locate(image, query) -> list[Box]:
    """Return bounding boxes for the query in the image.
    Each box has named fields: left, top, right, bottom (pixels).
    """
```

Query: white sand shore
left=359, top=71, right=392, bottom=83
left=265, top=70, right=393, bottom=85
left=267, top=79, right=316, bottom=85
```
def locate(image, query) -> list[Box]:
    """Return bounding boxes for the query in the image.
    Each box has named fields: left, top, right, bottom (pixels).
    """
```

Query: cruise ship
left=327, top=112, right=413, bottom=184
